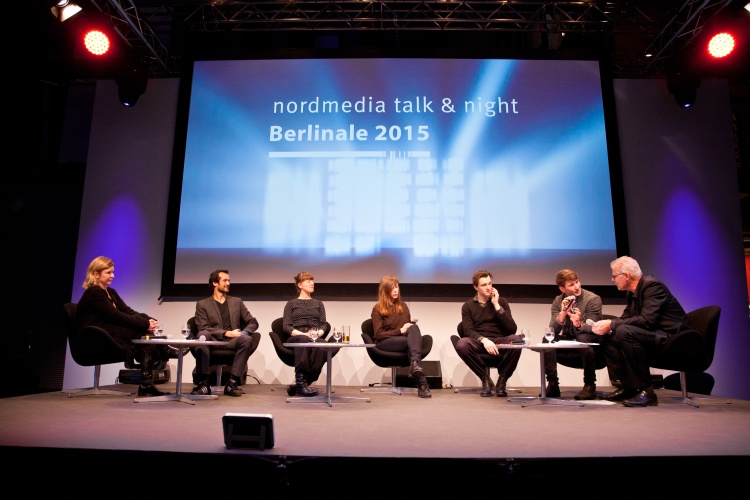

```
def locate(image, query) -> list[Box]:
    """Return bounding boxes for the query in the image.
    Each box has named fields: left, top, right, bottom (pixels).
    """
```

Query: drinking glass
left=309, top=327, right=320, bottom=343
left=180, top=324, right=190, bottom=339
left=155, top=324, right=164, bottom=337
left=332, top=328, right=342, bottom=343
left=520, top=329, right=530, bottom=344
left=342, top=325, right=351, bottom=344
left=544, top=327, right=555, bottom=344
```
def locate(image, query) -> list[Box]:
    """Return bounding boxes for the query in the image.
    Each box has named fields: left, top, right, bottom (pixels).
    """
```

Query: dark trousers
left=375, top=324, right=424, bottom=361
left=455, top=335, right=522, bottom=380
left=194, top=334, right=254, bottom=379
left=610, top=324, right=668, bottom=390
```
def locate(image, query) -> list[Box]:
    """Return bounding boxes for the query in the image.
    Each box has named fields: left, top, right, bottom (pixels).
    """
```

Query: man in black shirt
left=455, top=270, right=523, bottom=397
left=591, top=256, right=693, bottom=407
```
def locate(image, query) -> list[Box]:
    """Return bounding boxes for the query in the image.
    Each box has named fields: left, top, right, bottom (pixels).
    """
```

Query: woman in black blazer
left=76, top=256, right=170, bottom=397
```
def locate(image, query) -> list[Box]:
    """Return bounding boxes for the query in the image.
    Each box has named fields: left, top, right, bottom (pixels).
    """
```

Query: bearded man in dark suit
left=192, top=269, right=260, bottom=397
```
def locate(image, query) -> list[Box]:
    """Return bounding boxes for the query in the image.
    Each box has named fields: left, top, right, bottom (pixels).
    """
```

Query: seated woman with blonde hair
left=76, top=256, right=170, bottom=397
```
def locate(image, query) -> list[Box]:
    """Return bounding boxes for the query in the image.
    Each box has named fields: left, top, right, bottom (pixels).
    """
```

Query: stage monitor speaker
left=395, top=360, right=442, bottom=389
left=222, top=413, right=274, bottom=450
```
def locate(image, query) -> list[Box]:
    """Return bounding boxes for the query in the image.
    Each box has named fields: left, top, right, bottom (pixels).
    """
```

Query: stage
left=1, top=381, right=747, bottom=496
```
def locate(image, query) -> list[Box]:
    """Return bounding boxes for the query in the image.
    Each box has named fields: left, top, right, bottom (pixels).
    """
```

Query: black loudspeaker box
left=118, top=366, right=170, bottom=385
left=223, top=413, right=274, bottom=450
left=395, top=360, right=442, bottom=389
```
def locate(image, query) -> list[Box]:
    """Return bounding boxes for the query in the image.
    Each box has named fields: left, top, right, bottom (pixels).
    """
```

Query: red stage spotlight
left=64, top=11, right=120, bottom=62
left=83, top=28, right=111, bottom=56
left=687, top=4, right=750, bottom=77
left=707, top=32, right=736, bottom=58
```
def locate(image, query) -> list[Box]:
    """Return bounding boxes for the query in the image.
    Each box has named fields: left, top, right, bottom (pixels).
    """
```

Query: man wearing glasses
left=589, top=256, right=693, bottom=407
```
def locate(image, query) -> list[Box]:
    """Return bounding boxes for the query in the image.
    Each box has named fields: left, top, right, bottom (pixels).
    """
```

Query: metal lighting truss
left=84, top=0, right=739, bottom=78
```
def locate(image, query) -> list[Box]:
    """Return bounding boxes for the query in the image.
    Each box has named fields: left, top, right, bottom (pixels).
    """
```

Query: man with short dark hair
left=455, top=270, right=522, bottom=397
left=591, top=256, right=693, bottom=407
left=544, top=268, right=606, bottom=400
left=191, top=269, right=260, bottom=397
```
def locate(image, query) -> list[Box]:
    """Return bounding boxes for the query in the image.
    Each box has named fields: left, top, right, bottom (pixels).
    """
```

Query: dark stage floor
left=1, top=381, right=748, bottom=496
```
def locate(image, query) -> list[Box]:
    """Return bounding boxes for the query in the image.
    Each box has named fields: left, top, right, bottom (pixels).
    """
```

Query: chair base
left=361, top=385, right=417, bottom=395
left=660, top=372, right=732, bottom=408
left=659, top=396, right=732, bottom=408
left=64, top=387, right=132, bottom=397
left=64, top=365, right=132, bottom=397
left=360, top=366, right=419, bottom=395
left=454, top=387, right=521, bottom=394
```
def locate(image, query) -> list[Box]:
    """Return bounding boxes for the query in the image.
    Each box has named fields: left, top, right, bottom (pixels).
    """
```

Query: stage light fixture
left=116, top=64, right=148, bottom=107
left=83, top=29, right=111, bottom=56
left=687, top=3, right=750, bottom=78
left=50, top=1, right=82, bottom=22
left=707, top=32, right=736, bottom=58
left=70, top=12, right=125, bottom=78
left=667, top=70, right=701, bottom=109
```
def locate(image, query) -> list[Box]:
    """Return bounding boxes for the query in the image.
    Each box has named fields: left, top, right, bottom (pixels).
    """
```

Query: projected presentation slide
left=173, top=57, right=619, bottom=286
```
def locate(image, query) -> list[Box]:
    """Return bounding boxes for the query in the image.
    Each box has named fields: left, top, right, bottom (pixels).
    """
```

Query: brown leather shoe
left=574, top=384, right=597, bottom=400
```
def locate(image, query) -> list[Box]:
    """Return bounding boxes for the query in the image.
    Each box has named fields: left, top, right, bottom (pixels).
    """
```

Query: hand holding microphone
left=562, top=295, right=576, bottom=313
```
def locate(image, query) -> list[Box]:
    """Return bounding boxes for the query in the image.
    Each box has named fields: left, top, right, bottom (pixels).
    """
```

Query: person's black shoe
left=286, top=384, right=297, bottom=396
left=191, top=382, right=211, bottom=396
left=494, top=375, right=508, bottom=397
left=623, top=388, right=658, bottom=407
left=600, top=387, right=636, bottom=401
left=417, top=382, right=432, bottom=398
left=539, top=382, right=560, bottom=398
left=480, top=374, right=494, bottom=397
left=574, top=384, right=597, bottom=400
left=138, top=385, right=170, bottom=397
left=224, top=378, right=242, bottom=397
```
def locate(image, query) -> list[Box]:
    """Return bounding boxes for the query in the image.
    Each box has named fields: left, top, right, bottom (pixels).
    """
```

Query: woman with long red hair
left=371, top=275, right=431, bottom=398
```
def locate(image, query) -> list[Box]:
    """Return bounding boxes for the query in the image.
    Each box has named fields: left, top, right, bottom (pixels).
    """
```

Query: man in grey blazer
left=192, top=269, right=260, bottom=397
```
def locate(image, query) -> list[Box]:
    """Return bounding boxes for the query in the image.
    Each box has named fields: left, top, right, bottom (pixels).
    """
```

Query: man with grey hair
left=590, top=256, right=694, bottom=407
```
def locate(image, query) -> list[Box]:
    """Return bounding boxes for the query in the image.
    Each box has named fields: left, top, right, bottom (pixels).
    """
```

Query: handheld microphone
left=564, top=295, right=576, bottom=311
left=198, top=335, right=206, bottom=341
left=585, top=319, right=595, bottom=326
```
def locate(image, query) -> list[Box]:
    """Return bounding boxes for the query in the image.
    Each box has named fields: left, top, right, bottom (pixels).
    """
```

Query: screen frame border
left=160, top=48, right=629, bottom=301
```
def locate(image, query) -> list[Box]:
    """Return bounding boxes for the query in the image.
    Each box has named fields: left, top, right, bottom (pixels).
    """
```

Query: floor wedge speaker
left=223, top=413, right=274, bottom=450
left=395, top=360, right=442, bottom=389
